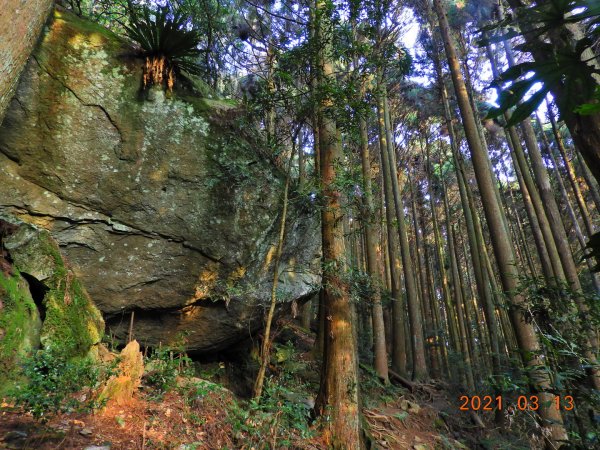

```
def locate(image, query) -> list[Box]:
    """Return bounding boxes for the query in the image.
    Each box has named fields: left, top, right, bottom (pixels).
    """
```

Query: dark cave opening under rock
left=20, top=272, right=48, bottom=322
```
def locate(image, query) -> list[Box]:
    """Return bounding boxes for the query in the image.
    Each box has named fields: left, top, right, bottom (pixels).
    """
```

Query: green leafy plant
left=183, top=379, right=218, bottom=402
left=485, top=54, right=596, bottom=126
left=177, top=378, right=220, bottom=425
left=144, top=344, right=193, bottom=399
left=575, top=86, right=600, bottom=116
left=227, top=378, right=314, bottom=448
left=393, top=411, right=408, bottom=422
left=583, top=230, right=600, bottom=272
left=481, top=0, right=600, bottom=125
left=11, top=349, right=101, bottom=421
left=124, top=1, right=205, bottom=89
left=225, top=340, right=315, bottom=448
left=506, top=275, right=600, bottom=447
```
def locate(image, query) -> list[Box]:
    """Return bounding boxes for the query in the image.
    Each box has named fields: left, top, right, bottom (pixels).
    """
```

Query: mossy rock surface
left=3, top=220, right=104, bottom=359
left=0, top=270, right=42, bottom=393
left=0, top=10, right=319, bottom=353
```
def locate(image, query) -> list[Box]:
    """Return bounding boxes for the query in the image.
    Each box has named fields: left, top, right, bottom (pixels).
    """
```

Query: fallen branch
left=388, top=369, right=416, bottom=392
left=363, top=409, right=391, bottom=422
left=470, top=411, right=486, bottom=429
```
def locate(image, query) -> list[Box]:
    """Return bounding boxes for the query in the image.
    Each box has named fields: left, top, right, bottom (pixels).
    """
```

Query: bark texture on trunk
left=313, top=1, right=361, bottom=447
left=377, top=87, right=408, bottom=376
left=359, top=109, right=389, bottom=382
left=382, top=93, right=428, bottom=380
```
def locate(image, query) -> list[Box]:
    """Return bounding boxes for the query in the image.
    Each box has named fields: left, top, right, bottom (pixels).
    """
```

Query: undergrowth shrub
left=10, top=349, right=102, bottom=421
left=485, top=275, right=600, bottom=447
left=225, top=340, right=315, bottom=449
left=227, top=376, right=314, bottom=449
left=178, top=378, right=223, bottom=426
left=358, top=363, right=403, bottom=409
left=144, top=344, right=193, bottom=399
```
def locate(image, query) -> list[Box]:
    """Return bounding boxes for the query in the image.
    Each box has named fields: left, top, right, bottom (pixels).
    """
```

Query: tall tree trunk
left=409, top=168, right=438, bottom=378
left=546, top=106, right=597, bottom=236
left=515, top=96, right=600, bottom=391
left=536, top=124, right=588, bottom=250
left=265, top=44, right=276, bottom=143
left=313, top=1, right=360, bottom=446
left=434, top=55, right=503, bottom=396
left=298, top=129, right=314, bottom=330
left=536, top=114, right=600, bottom=292
left=499, top=163, right=538, bottom=278
left=454, top=133, right=503, bottom=362
left=308, top=3, right=326, bottom=359
left=432, top=0, right=568, bottom=444
left=358, top=96, right=388, bottom=383
left=494, top=40, right=600, bottom=383
left=417, top=181, right=444, bottom=377
left=574, top=149, right=600, bottom=213
left=505, top=134, right=555, bottom=279
left=455, top=150, right=502, bottom=378
left=311, top=68, right=326, bottom=358
left=457, top=225, right=490, bottom=376
left=382, top=91, right=428, bottom=380
left=519, top=115, right=584, bottom=292
left=377, top=84, right=408, bottom=376
left=486, top=42, right=564, bottom=283
left=443, top=184, right=475, bottom=389
left=253, top=153, right=293, bottom=400
left=425, top=141, right=458, bottom=380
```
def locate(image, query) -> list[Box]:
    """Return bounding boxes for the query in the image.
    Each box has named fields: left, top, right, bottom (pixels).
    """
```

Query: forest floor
left=0, top=324, right=528, bottom=450
left=0, top=387, right=472, bottom=450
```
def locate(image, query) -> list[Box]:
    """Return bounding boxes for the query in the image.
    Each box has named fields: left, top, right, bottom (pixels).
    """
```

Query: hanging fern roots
left=143, top=56, right=175, bottom=91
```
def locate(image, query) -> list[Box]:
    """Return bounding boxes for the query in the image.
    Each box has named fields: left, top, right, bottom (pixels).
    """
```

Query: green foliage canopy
left=482, top=0, right=600, bottom=125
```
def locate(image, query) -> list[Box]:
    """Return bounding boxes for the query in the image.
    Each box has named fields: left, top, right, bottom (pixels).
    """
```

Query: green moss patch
left=0, top=270, right=42, bottom=394
left=5, top=224, right=104, bottom=360
left=52, top=9, right=127, bottom=53
left=36, top=233, right=104, bottom=357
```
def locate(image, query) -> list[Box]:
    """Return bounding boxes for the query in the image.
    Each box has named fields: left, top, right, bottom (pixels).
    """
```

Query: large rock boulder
left=0, top=10, right=320, bottom=353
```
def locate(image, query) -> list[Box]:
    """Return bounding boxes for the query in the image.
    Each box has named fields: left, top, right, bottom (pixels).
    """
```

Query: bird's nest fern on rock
left=124, top=2, right=205, bottom=91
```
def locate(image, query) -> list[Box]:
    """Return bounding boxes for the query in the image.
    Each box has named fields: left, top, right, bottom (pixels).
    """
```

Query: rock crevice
left=31, top=54, right=125, bottom=147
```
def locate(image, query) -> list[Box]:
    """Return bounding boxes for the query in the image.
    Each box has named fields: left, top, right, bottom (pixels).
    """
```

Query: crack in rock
left=31, top=55, right=124, bottom=146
